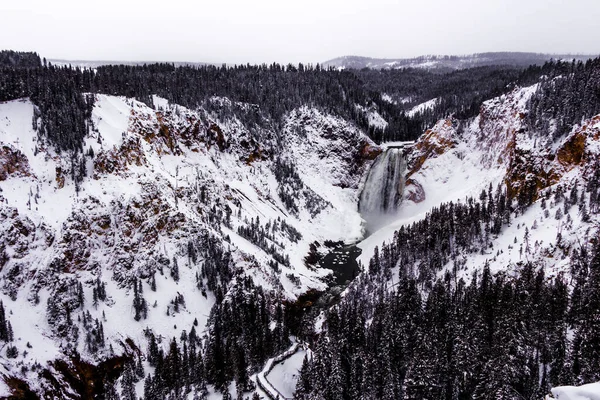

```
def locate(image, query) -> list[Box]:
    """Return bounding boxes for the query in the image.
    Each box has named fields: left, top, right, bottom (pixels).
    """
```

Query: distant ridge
left=323, top=52, right=597, bottom=71
left=48, top=59, right=213, bottom=68
left=41, top=52, right=598, bottom=71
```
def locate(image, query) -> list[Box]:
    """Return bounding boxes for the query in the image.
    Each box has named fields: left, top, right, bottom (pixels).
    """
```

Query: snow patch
left=551, top=382, right=600, bottom=400
left=407, top=98, right=438, bottom=117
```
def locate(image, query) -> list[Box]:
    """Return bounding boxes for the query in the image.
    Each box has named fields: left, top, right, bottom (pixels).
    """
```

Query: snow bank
left=268, top=350, right=306, bottom=398
left=551, top=382, right=600, bottom=400
left=407, top=98, right=438, bottom=117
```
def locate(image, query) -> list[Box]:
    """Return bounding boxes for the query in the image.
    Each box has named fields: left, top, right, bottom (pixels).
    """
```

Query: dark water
left=319, top=245, right=362, bottom=286
left=284, top=245, right=363, bottom=337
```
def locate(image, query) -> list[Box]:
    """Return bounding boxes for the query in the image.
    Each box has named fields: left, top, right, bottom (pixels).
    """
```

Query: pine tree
left=0, top=301, right=11, bottom=342
left=151, top=274, right=157, bottom=291
left=295, top=355, right=312, bottom=399
left=121, top=362, right=137, bottom=400
left=133, top=279, right=147, bottom=321
left=171, top=257, right=180, bottom=282
left=576, top=246, right=600, bottom=382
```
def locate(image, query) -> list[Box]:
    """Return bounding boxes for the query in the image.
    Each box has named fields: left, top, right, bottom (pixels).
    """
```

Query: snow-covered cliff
left=0, top=95, right=379, bottom=397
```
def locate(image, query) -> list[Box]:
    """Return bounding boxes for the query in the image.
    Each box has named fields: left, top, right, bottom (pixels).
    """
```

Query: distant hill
left=323, top=52, right=597, bottom=71
left=48, top=59, right=213, bottom=68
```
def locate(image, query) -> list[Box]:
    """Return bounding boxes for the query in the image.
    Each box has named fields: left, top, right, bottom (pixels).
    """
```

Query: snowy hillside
left=551, top=382, right=600, bottom=400
left=406, top=98, right=439, bottom=117
left=359, top=84, right=600, bottom=282
left=323, top=52, right=595, bottom=71
left=295, top=74, right=600, bottom=399
left=0, top=94, right=378, bottom=397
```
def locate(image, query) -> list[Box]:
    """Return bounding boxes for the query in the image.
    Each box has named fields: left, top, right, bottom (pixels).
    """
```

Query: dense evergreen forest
left=526, top=58, right=600, bottom=139
left=3, top=50, right=597, bottom=153
left=295, top=179, right=600, bottom=400
left=134, top=178, right=600, bottom=400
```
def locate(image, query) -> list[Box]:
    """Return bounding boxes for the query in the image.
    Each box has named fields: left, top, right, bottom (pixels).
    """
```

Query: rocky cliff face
left=0, top=95, right=378, bottom=397
left=1, top=78, right=599, bottom=397
left=404, top=84, right=600, bottom=209
left=359, top=83, right=600, bottom=282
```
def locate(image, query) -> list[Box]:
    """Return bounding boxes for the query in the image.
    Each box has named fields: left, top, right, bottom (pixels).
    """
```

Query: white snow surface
left=381, top=93, right=397, bottom=104
left=0, top=378, right=9, bottom=397
left=355, top=104, right=388, bottom=129
left=551, top=382, right=600, bottom=400
left=407, top=98, right=439, bottom=117
left=267, top=349, right=306, bottom=398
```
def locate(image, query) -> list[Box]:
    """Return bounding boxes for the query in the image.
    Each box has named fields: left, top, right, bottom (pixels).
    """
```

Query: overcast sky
left=1, top=0, right=599, bottom=64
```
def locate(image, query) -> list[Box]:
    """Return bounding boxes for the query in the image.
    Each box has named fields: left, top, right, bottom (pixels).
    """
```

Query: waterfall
left=359, top=148, right=407, bottom=231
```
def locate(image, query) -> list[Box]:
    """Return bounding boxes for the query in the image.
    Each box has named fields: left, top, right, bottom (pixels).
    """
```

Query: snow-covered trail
left=255, top=342, right=307, bottom=400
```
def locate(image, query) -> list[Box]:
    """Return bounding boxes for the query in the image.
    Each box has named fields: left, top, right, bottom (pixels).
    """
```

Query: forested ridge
left=3, top=50, right=598, bottom=152
left=295, top=178, right=600, bottom=399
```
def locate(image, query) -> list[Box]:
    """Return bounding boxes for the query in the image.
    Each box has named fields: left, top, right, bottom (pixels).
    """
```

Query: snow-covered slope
left=323, top=53, right=595, bottom=71
left=551, top=382, right=600, bottom=400
left=359, top=84, right=600, bottom=282
left=0, top=95, right=378, bottom=396
left=406, top=98, right=438, bottom=117
left=354, top=104, right=388, bottom=130
left=1, top=76, right=599, bottom=397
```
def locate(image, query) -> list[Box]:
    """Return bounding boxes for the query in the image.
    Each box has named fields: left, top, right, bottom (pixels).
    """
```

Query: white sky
left=1, top=0, right=599, bottom=64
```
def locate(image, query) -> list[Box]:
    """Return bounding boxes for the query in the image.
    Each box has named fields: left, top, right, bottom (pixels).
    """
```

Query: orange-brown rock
left=360, top=142, right=382, bottom=161
left=557, top=131, right=587, bottom=167
left=207, top=123, right=227, bottom=151
left=93, top=137, right=147, bottom=177
left=55, top=166, right=65, bottom=188
left=0, top=145, right=31, bottom=181
left=407, top=121, right=456, bottom=180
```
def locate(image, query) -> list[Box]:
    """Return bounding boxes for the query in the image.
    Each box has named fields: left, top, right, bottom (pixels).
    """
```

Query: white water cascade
left=359, top=148, right=407, bottom=232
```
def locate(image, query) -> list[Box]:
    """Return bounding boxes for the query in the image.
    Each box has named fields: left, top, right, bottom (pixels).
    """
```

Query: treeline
left=357, top=66, right=522, bottom=120
left=0, top=50, right=41, bottom=68
left=293, top=175, right=600, bottom=399
left=527, top=58, right=600, bottom=139
left=355, top=60, right=586, bottom=133
left=141, top=276, right=290, bottom=399
left=296, top=261, right=575, bottom=400
left=369, top=183, right=510, bottom=287
left=0, top=59, right=419, bottom=150
left=368, top=171, right=599, bottom=290
left=5, top=51, right=592, bottom=154
left=296, top=225, right=600, bottom=399
left=1, top=51, right=599, bottom=154
left=0, top=62, right=95, bottom=152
